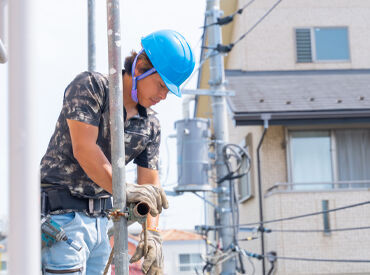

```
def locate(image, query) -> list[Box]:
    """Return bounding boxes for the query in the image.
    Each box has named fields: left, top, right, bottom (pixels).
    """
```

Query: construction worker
left=40, top=29, right=195, bottom=274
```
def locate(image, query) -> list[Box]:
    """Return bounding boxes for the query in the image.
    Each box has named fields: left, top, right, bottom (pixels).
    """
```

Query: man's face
left=136, top=70, right=169, bottom=108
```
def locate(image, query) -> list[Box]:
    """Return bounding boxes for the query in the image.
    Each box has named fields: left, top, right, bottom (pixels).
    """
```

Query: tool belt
left=41, top=187, right=113, bottom=216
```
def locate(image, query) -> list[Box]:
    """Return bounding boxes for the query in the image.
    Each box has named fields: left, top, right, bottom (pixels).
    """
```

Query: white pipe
left=8, top=0, right=40, bottom=274
left=182, top=95, right=195, bottom=119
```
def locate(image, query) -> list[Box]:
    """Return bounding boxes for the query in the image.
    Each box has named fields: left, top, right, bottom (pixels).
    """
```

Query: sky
left=0, top=0, right=207, bottom=232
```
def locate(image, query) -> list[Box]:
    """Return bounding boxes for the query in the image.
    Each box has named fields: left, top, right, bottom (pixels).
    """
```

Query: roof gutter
left=233, top=109, right=370, bottom=126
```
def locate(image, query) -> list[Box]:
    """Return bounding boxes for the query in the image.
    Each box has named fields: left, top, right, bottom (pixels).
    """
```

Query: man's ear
left=134, top=59, right=144, bottom=76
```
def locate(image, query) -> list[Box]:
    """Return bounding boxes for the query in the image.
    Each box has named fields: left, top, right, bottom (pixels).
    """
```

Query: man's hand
left=130, top=230, right=163, bottom=275
left=126, top=183, right=169, bottom=217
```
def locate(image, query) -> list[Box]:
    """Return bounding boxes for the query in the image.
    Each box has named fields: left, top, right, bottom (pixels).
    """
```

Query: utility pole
left=87, top=0, right=96, bottom=71
left=106, top=0, right=128, bottom=274
left=205, top=0, right=236, bottom=274
left=8, top=0, right=40, bottom=274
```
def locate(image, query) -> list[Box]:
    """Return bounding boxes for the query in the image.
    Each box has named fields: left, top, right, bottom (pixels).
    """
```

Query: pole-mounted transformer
left=174, top=118, right=212, bottom=192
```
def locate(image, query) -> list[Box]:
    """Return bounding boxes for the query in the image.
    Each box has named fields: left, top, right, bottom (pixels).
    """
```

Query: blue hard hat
left=141, top=30, right=195, bottom=97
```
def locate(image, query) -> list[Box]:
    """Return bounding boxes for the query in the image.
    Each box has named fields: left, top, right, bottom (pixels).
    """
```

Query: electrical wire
left=274, top=256, right=370, bottom=263
left=232, top=0, right=282, bottom=46
left=247, top=256, right=256, bottom=275
left=203, top=0, right=283, bottom=54
left=272, top=255, right=370, bottom=263
left=209, top=200, right=370, bottom=229
left=238, top=236, right=259, bottom=242
left=182, top=49, right=218, bottom=89
left=269, top=225, right=370, bottom=233
left=240, top=200, right=370, bottom=227
left=222, top=143, right=252, bottom=273
left=240, top=249, right=256, bottom=275
left=202, top=0, right=257, bottom=28
left=243, top=250, right=370, bottom=263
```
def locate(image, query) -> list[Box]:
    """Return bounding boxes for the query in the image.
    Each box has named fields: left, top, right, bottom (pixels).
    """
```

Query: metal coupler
left=41, top=216, right=82, bottom=251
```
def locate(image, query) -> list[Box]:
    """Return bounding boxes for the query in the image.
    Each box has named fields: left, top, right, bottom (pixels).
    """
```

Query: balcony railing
left=265, top=180, right=370, bottom=197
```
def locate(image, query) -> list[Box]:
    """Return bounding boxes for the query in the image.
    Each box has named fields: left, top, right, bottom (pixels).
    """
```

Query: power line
left=269, top=225, right=370, bottom=233
left=244, top=250, right=370, bottom=263
left=205, top=201, right=370, bottom=229
left=232, top=0, right=282, bottom=46
left=240, top=200, right=370, bottom=227
left=202, top=0, right=257, bottom=28
left=203, top=0, right=283, bottom=54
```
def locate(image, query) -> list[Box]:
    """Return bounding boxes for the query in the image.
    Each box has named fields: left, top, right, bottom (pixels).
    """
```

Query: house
left=109, top=234, right=143, bottom=275
left=109, top=229, right=205, bottom=274
left=196, top=0, right=370, bottom=274
left=162, top=229, right=205, bottom=275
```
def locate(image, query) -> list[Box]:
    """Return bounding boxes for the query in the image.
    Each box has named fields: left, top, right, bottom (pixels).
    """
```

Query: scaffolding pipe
left=0, top=38, right=6, bottom=63
left=0, top=0, right=7, bottom=44
left=0, top=0, right=7, bottom=64
left=106, top=0, right=128, bottom=274
left=205, top=0, right=236, bottom=273
left=8, top=0, right=40, bottom=274
left=88, top=0, right=96, bottom=71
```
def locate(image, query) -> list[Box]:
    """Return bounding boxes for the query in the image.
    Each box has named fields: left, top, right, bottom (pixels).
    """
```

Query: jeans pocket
left=50, top=212, right=77, bottom=228
left=43, top=265, right=83, bottom=274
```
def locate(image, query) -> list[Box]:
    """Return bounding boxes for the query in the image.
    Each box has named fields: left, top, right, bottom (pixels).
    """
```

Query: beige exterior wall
left=229, top=122, right=370, bottom=275
left=196, top=1, right=370, bottom=274
left=226, top=0, right=370, bottom=71
left=265, top=191, right=370, bottom=275
left=227, top=116, right=370, bottom=274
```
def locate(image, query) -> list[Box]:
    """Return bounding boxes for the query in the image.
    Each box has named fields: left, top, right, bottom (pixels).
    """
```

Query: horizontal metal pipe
left=133, top=202, right=150, bottom=218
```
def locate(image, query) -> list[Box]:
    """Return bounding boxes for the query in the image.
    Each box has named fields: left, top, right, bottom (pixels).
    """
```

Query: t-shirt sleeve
left=134, top=121, right=161, bottom=170
left=63, top=71, right=107, bottom=127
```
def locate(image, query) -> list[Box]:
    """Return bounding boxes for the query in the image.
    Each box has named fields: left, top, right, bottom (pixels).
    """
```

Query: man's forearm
left=74, top=144, right=113, bottom=193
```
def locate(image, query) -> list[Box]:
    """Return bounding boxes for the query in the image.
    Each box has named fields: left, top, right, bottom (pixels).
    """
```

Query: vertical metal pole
left=106, top=0, right=128, bottom=274
left=0, top=0, right=7, bottom=44
left=8, top=0, right=40, bottom=274
left=0, top=0, right=8, bottom=63
left=0, top=38, right=6, bottom=63
left=205, top=0, right=236, bottom=274
left=88, top=0, right=96, bottom=71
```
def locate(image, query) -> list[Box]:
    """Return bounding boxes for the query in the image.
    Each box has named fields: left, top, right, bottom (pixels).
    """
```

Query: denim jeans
left=42, top=212, right=111, bottom=275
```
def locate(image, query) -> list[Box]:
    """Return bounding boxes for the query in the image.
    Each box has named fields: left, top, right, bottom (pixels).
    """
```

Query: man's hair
left=124, top=50, right=154, bottom=76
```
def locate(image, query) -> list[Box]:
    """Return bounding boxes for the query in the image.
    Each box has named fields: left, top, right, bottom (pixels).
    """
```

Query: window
left=0, top=260, right=6, bottom=270
left=296, top=27, right=350, bottom=63
left=178, top=253, right=203, bottom=272
left=335, top=129, right=370, bottom=188
left=290, top=131, right=333, bottom=190
left=289, top=129, right=370, bottom=190
left=237, top=146, right=253, bottom=202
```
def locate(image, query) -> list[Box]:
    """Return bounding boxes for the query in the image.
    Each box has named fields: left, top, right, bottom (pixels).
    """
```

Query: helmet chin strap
left=131, top=49, right=156, bottom=103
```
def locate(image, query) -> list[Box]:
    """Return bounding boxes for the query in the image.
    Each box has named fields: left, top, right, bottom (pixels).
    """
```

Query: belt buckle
left=89, top=199, right=94, bottom=214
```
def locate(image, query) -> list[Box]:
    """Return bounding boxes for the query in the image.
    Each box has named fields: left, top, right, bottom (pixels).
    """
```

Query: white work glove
left=126, top=183, right=169, bottom=217
left=130, top=229, right=163, bottom=275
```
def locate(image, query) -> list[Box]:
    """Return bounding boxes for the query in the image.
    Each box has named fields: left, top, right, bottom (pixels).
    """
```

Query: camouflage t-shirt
left=40, top=71, right=160, bottom=199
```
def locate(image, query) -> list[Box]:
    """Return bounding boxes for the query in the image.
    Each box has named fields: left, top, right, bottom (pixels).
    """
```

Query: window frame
left=295, top=26, right=351, bottom=63
left=286, top=126, right=370, bottom=190
left=237, top=135, right=254, bottom=203
left=177, top=253, right=203, bottom=273
left=287, top=129, right=334, bottom=190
